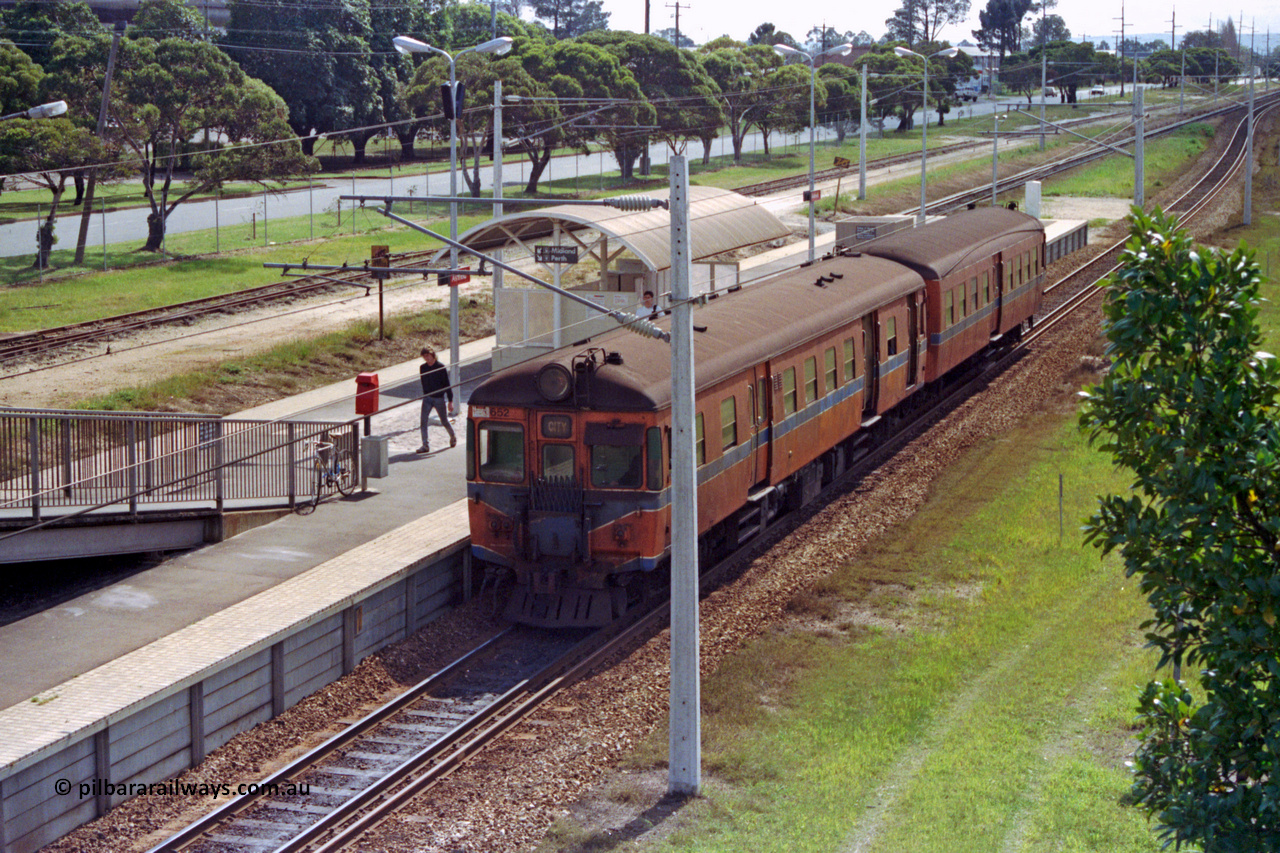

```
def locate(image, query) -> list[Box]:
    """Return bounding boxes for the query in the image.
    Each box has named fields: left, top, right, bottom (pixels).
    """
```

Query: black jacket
left=420, top=361, right=453, bottom=402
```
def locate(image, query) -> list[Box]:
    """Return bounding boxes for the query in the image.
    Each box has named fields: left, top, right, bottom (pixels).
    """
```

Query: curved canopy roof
left=443, top=186, right=790, bottom=272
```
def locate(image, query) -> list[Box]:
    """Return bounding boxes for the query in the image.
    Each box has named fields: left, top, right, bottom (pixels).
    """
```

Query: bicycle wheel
left=334, top=449, right=356, bottom=496
left=296, top=462, right=322, bottom=514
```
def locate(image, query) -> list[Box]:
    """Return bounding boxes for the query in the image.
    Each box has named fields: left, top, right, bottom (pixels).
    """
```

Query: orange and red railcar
left=465, top=208, right=1045, bottom=626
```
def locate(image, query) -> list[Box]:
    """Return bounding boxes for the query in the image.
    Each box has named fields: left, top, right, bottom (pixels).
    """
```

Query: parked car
left=1090, top=86, right=1106, bottom=95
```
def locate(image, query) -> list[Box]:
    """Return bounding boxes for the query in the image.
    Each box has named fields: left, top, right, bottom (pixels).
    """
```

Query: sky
left=596, top=0, right=1280, bottom=52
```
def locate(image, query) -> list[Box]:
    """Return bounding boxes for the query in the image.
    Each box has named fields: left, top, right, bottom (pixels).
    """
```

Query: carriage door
left=907, top=297, right=920, bottom=387
left=993, top=255, right=1005, bottom=331
left=862, top=315, right=879, bottom=418
left=750, top=367, right=772, bottom=486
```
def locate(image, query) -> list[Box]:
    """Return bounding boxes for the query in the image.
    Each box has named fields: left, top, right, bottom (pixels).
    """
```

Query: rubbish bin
left=355, top=372, right=379, bottom=415
left=361, top=434, right=389, bottom=479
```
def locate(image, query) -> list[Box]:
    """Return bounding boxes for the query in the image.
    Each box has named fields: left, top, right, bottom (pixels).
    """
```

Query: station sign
left=833, top=156, right=851, bottom=168
left=535, top=245, right=579, bottom=265
left=803, top=189, right=822, bottom=202
left=439, top=265, right=471, bottom=286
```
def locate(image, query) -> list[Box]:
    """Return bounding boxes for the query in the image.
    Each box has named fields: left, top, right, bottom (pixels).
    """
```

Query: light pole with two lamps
left=893, top=45, right=959, bottom=224
left=392, top=35, right=512, bottom=388
left=772, top=42, right=852, bottom=263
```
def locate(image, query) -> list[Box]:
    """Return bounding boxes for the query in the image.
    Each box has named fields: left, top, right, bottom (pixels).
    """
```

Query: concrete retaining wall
left=0, top=538, right=468, bottom=853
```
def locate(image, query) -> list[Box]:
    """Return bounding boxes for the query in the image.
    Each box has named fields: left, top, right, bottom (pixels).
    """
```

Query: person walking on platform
left=418, top=347, right=456, bottom=453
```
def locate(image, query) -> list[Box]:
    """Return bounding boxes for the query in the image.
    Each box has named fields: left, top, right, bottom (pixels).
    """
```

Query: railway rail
left=138, top=98, right=1271, bottom=852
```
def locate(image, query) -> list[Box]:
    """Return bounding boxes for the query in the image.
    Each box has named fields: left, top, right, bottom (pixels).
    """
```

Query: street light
left=393, top=35, right=512, bottom=388
left=774, top=42, right=852, bottom=263
left=894, top=45, right=960, bottom=224
left=0, top=100, right=67, bottom=122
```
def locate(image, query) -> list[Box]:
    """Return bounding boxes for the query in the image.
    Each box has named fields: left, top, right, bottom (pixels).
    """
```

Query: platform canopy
left=440, top=185, right=790, bottom=272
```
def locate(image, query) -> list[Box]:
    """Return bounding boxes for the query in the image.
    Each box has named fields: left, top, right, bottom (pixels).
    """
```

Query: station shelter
left=443, top=186, right=791, bottom=369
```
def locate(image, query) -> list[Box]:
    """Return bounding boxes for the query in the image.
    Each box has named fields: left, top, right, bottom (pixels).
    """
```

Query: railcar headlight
left=536, top=363, right=573, bottom=402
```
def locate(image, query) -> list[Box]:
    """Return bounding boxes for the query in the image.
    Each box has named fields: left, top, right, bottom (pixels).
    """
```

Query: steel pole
left=992, top=110, right=999, bottom=206
left=668, top=154, right=701, bottom=797
left=448, top=57, right=460, bottom=389
left=807, top=59, right=816, bottom=262
left=919, top=59, right=928, bottom=224
left=859, top=64, right=867, bottom=200
left=1245, top=68, right=1254, bottom=224
left=1134, top=87, right=1145, bottom=208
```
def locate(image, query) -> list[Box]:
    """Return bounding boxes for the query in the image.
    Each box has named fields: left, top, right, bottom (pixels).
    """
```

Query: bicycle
left=296, top=435, right=355, bottom=514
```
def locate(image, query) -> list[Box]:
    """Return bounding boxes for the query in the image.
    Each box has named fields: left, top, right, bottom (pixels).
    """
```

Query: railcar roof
left=859, top=208, right=1044, bottom=280
left=470, top=254, right=924, bottom=412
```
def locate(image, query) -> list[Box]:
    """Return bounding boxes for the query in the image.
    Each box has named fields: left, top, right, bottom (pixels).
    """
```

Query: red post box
left=355, top=372, right=379, bottom=415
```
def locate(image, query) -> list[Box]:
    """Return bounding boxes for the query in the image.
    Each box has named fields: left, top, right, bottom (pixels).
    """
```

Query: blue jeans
left=420, top=396, right=455, bottom=447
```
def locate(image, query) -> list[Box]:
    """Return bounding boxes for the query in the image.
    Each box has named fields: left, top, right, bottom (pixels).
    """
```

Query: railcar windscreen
left=542, top=443, right=575, bottom=478
left=591, top=444, right=643, bottom=489
left=478, top=422, right=525, bottom=483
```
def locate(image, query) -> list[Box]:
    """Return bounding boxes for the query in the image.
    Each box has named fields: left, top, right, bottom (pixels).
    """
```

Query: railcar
left=465, top=208, right=1045, bottom=627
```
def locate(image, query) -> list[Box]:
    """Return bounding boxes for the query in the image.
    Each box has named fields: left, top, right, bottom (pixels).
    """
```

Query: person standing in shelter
left=636, top=290, right=657, bottom=318
left=418, top=347, right=456, bottom=453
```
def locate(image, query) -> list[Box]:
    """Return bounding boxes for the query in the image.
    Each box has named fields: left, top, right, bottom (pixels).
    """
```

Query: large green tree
left=1081, top=209, right=1280, bottom=851
left=579, top=31, right=721, bottom=164
left=48, top=36, right=313, bottom=251
left=972, top=0, right=1032, bottom=59
left=221, top=0, right=382, bottom=160
left=884, top=0, right=972, bottom=49
left=0, top=117, right=103, bottom=268
left=0, top=0, right=104, bottom=68
left=126, top=0, right=213, bottom=41
left=699, top=42, right=780, bottom=163
left=532, top=0, right=608, bottom=39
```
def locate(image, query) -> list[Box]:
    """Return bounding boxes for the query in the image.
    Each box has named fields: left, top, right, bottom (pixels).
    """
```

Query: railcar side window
left=478, top=422, right=524, bottom=483
left=972, top=278, right=980, bottom=309
left=983, top=272, right=991, bottom=305
left=959, top=285, right=967, bottom=318
left=542, top=444, right=574, bottom=479
left=944, top=291, right=954, bottom=327
left=646, top=427, right=662, bottom=490
left=825, top=347, right=838, bottom=392
left=783, top=367, right=797, bottom=415
left=804, top=357, right=818, bottom=403
left=696, top=414, right=706, bottom=466
left=843, top=338, right=856, bottom=381
left=885, top=317, right=898, bottom=357
left=757, top=377, right=768, bottom=423
left=721, top=396, right=737, bottom=450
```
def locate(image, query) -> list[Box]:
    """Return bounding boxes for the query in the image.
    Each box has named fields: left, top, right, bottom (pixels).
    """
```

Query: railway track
left=0, top=250, right=444, bottom=367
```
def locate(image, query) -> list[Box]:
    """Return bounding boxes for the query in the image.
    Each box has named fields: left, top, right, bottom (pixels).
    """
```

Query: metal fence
left=0, top=408, right=357, bottom=522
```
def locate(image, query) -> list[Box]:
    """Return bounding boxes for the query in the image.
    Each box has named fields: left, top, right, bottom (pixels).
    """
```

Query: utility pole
left=1039, top=0, right=1047, bottom=151
left=73, top=23, right=122, bottom=266
left=859, top=64, right=868, bottom=199
left=1116, top=1, right=1126, bottom=96
left=668, top=154, right=701, bottom=798
left=666, top=0, right=689, bottom=45
left=1134, top=86, right=1145, bottom=209
left=1245, top=20, right=1254, bottom=225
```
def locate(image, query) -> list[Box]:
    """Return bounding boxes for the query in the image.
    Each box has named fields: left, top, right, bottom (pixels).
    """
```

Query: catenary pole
left=668, top=154, right=701, bottom=797
left=859, top=64, right=868, bottom=200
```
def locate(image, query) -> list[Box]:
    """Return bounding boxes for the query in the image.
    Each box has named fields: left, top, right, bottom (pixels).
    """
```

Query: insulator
left=617, top=313, right=667, bottom=340
left=606, top=195, right=667, bottom=212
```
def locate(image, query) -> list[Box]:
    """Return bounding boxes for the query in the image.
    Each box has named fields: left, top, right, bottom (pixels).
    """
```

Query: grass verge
left=552, top=410, right=1167, bottom=853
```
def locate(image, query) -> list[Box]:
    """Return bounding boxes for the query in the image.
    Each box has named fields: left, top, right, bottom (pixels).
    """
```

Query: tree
left=0, top=118, right=104, bottom=268
left=221, top=0, right=383, bottom=160
left=699, top=42, right=779, bottom=163
left=972, top=0, right=1033, bottom=59
left=0, top=0, right=104, bottom=68
left=52, top=36, right=314, bottom=251
left=1030, top=13, right=1069, bottom=47
left=816, top=63, right=861, bottom=142
left=884, top=0, right=972, bottom=49
left=513, top=37, right=650, bottom=186
left=1182, top=29, right=1223, bottom=51
left=0, top=39, right=43, bottom=120
left=654, top=28, right=694, bottom=49
left=532, top=0, right=609, bottom=39
left=747, top=23, right=798, bottom=48
left=126, top=0, right=213, bottom=41
left=580, top=31, right=721, bottom=165
left=1081, top=208, right=1280, bottom=851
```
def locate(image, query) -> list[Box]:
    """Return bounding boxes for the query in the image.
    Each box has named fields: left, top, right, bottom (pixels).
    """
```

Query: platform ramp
left=0, top=408, right=357, bottom=563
